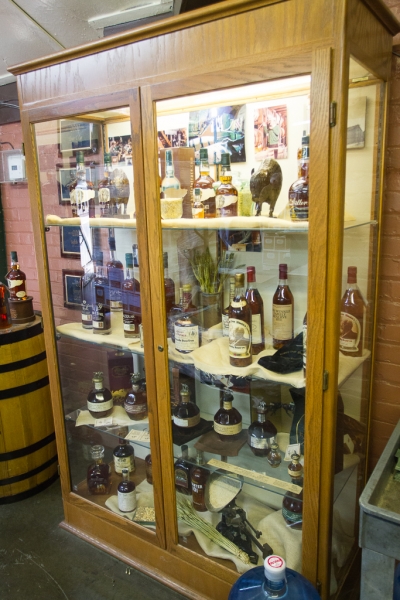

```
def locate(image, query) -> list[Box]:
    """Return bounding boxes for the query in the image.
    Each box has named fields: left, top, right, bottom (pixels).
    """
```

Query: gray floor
left=0, top=478, right=187, bottom=600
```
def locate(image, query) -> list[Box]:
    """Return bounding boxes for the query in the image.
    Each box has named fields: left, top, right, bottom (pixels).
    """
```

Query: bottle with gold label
left=245, top=266, right=265, bottom=355
left=6, top=251, right=27, bottom=301
left=214, top=391, right=242, bottom=441
left=194, top=148, right=216, bottom=218
left=267, top=441, right=282, bottom=468
left=216, top=153, right=238, bottom=217
left=173, top=383, right=200, bottom=430
left=86, top=372, right=113, bottom=418
left=287, top=453, right=303, bottom=479
left=272, top=263, right=294, bottom=350
left=288, top=131, right=309, bottom=222
left=113, top=438, right=135, bottom=475
left=191, top=450, right=209, bottom=512
left=339, top=266, right=366, bottom=358
left=229, top=273, right=252, bottom=367
left=117, top=468, right=137, bottom=513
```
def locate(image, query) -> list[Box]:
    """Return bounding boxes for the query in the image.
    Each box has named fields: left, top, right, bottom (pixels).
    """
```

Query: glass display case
left=12, top=1, right=399, bottom=598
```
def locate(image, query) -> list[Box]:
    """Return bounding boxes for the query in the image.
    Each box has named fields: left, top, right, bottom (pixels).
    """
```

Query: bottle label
left=199, top=188, right=215, bottom=201
left=124, top=402, right=146, bottom=415
left=123, top=322, right=139, bottom=333
left=249, top=435, right=269, bottom=449
left=272, top=304, right=293, bottom=340
left=81, top=302, right=92, bottom=320
left=118, top=489, right=137, bottom=512
left=339, top=312, right=361, bottom=352
left=87, top=399, right=113, bottom=412
left=191, top=482, right=205, bottom=494
left=174, top=323, right=199, bottom=352
left=218, top=194, right=237, bottom=209
left=7, top=279, right=24, bottom=289
left=228, top=318, right=251, bottom=358
left=175, top=468, right=189, bottom=489
left=173, top=414, right=200, bottom=428
left=231, top=299, right=247, bottom=308
left=108, top=267, right=123, bottom=289
left=214, top=421, right=242, bottom=435
left=114, top=455, right=135, bottom=474
left=282, top=506, right=302, bottom=524
left=251, top=314, right=262, bottom=344
left=288, top=466, right=302, bottom=478
left=99, top=188, right=110, bottom=204
left=222, top=313, right=230, bottom=337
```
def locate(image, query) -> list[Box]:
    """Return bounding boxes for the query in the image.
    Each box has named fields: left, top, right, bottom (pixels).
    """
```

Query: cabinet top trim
left=361, top=0, right=400, bottom=36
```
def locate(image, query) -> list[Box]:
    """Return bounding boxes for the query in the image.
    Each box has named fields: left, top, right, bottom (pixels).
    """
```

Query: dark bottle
left=191, top=450, right=209, bottom=512
left=174, top=314, right=199, bottom=354
left=124, top=373, right=148, bottom=421
left=92, top=251, right=112, bottom=335
left=98, top=153, right=113, bottom=217
left=145, top=454, right=153, bottom=485
left=229, top=273, right=252, bottom=367
left=87, top=445, right=112, bottom=495
left=81, top=262, right=95, bottom=329
left=214, top=391, right=242, bottom=441
left=267, top=442, right=281, bottom=468
left=117, top=468, right=137, bottom=513
left=163, top=252, right=176, bottom=315
left=287, top=453, right=303, bottom=479
left=173, top=383, right=200, bottom=430
left=289, top=131, right=309, bottom=222
left=194, top=147, right=216, bottom=218
left=245, top=266, right=265, bottom=355
left=6, top=251, right=27, bottom=300
left=174, top=444, right=192, bottom=495
left=339, top=266, right=366, bottom=358
left=272, top=264, right=294, bottom=350
left=69, top=151, right=95, bottom=217
left=0, top=283, right=11, bottom=330
left=113, top=438, right=135, bottom=475
left=182, top=283, right=197, bottom=313
left=107, top=232, right=124, bottom=312
left=87, top=372, right=113, bottom=418
left=222, top=276, right=235, bottom=338
left=122, top=252, right=141, bottom=339
left=282, top=479, right=303, bottom=530
left=216, top=153, right=238, bottom=217
left=247, top=400, right=277, bottom=457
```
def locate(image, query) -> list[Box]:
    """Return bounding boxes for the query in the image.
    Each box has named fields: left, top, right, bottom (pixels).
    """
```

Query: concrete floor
left=0, top=478, right=187, bottom=600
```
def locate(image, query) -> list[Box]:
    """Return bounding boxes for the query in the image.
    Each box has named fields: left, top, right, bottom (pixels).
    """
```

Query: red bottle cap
left=347, top=266, right=357, bottom=284
left=279, top=264, right=288, bottom=279
left=247, top=266, right=256, bottom=283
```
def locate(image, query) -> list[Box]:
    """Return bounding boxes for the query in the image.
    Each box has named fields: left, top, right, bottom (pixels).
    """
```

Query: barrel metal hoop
left=0, top=431, right=56, bottom=462
left=0, top=350, right=47, bottom=374
left=0, top=472, right=59, bottom=504
left=0, top=375, right=50, bottom=401
left=0, top=454, right=58, bottom=486
left=0, top=320, right=42, bottom=346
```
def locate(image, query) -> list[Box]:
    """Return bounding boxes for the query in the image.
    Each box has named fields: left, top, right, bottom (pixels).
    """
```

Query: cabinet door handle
left=158, top=345, right=164, bottom=352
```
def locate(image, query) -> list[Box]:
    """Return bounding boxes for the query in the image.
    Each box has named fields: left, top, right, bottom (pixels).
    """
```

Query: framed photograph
left=108, top=134, right=132, bottom=165
left=157, top=128, right=188, bottom=149
left=57, top=164, right=95, bottom=205
left=347, top=95, right=366, bottom=149
left=59, top=119, right=93, bottom=153
left=254, top=104, right=288, bottom=160
left=62, top=269, right=83, bottom=309
left=60, top=226, right=81, bottom=259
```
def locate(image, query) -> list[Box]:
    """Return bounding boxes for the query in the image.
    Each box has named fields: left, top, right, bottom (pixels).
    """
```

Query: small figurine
left=250, top=158, right=282, bottom=217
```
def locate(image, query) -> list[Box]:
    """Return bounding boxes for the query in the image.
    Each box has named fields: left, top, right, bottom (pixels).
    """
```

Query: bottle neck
left=200, top=160, right=210, bottom=176
left=263, top=577, right=287, bottom=598
left=257, top=412, right=266, bottom=423
left=234, top=285, right=246, bottom=299
left=110, top=249, right=116, bottom=261
left=122, top=470, right=130, bottom=483
left=278, top=277, right=288, bottom=286
left=220, top=166, right=232, bottom=183
left=125, top=266, right=133, bottom=279
left=223, top=400, right=233, bottom=410
left=166, top=160, right=175, bottom=178
left=94, top=380, right=104, bottom=390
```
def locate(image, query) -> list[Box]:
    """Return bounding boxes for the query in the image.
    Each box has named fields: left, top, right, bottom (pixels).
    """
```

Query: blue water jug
left=228, top=555, right=320, bottom=599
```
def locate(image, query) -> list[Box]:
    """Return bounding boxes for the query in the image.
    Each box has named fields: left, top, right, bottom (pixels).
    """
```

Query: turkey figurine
left=250, top=158, right=282, bottom=217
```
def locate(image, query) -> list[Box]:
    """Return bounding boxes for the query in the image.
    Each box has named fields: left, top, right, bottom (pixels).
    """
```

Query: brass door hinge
left=329, top=102, right=337, bottom=127
left=323, top=370, right=329, bottom=391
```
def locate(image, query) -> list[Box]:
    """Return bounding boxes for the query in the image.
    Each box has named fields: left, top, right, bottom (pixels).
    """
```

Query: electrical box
left=0, top=149, right=26, bottom=183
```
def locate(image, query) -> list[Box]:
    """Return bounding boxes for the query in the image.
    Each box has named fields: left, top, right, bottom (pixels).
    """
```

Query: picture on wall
left=108, top=135, right=132, bottom=164
left=347, top=95, right=366, bottom=149
left=254, top=104, right=288, bottom=160
left=188, top=104, right=246, bottom=163
left=157, top=128, right=188, bottom=149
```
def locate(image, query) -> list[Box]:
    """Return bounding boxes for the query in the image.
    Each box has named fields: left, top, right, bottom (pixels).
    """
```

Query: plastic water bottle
left=228, top=555, right=320, bottom=599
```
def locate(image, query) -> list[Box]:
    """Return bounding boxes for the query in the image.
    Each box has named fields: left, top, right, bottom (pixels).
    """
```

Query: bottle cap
left=125, top=253, right=133, bottom=268
left=234, top=273, right=245, bottom=287
left=90, top=444, right=105, bottom=460
left=180, top=383, right=190, bottom=400
left=264, top=555, right=286, bottom=582
left=130, top=372, right=141, bottom=384
left=256, top=400, right=267, bottom=413
left=347, top=266, right=357, bottom=284
left=220, top=153, right=231, bottom=168
left=10, top=251, right=18, bottom=262
left=223, top=390, right=233, bottom=403
left=199, top=148, right=209, bottom=161
left=278, top=264, right=288, bottom=279
left=247, top=266, right=256, bottom=283
left=92, top=371, right=104, bottom=383
left=291, top=453, right=300, bottom=462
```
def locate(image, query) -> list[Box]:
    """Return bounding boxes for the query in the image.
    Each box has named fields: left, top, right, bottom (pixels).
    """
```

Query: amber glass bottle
left=174, top=445, right=192, bottom=495
left=113, top=438, right=135, bottom=475
left=339, top=266, right=366, bottom=358
left=6, top=251, right=27, bottom=300
left=191, top=450, right=209, bottom=512
left=86, top=372, right=113, bottom=418
left=122, top=253, right=141, bottom=339
left=124, top=373, right=148, bottom=420
left=272, top=264, right=294, bottom=350
left=87, top=445, right=111, bottom=495
left=194, top=148, right=216, bottom=218
left=282, top=478, right=303, bottom=530
left=214, top=391, right=242, bottom=441
left=216, top=153, right=238, bottom=217
left=288, top=132, right=309, bottom=222
left=173, top=383, right=200, bottom=430
left=117, top=468, right=137, bottom=513
left=267, top=442, right=281, bottom=468
left=245, top=266, right=265, bottom=355
left=247, top=400, right=277, bottom=457
left=287, top=453, right=303, bottom=479
left=229, top=273, right=252, bottom=367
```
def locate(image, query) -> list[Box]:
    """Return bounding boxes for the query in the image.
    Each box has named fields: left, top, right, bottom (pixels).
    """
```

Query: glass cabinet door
left=33, top=109, right=159, bottom=537
left=153, top=76, right=311, bottom=574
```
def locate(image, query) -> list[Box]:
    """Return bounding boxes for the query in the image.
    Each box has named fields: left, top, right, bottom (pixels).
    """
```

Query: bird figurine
left=250, top=158, right=282, bottom=217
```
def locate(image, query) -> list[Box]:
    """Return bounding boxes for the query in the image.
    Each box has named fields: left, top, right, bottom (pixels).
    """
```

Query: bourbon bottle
left=113, top=438, right=135, bottom=475
left=122, top=253, right=141, bottom=339
left=213, top=391, right=242, bottom=441
left=287, top=453, right=303, bottom=479
left=173, top=383, right=200, bottom=430
left=282, top=479, right=303, bottom=529
left=229, top=273, right=252, bottom=367
left=339, top=266, right=366, bottom=358
left=6, top=251, right=27, bottom=300
left=87, top=372, right=113, bottom=418
left=247, top=400, right=277, bottom=457
left=222, top=276, right=235, bottom=338
left=92, top=251, right=112, bottom=335
left=98, top=153, right=113, bottom=217
left=174, top=444, right=192, bottom=495
left=174, top=314, right=199, bottom=354
left=69, top=151, right=95, bottom=217
left=272, top=264, right=294, bottom=350
left=124, top=373, right=148, bottom=421
left=267, top=441, right=281, bottom=468
left=288, top=132, right=309, bottom=222
left=216, top=153, right=238, bottom=217
left=117, top=468, right=137, bottom=513
left=194, top=148, right=216, bottom=218
left=163, top=252, right=176, bottom=315
left=245, top=266, right=265, bottom=355
left=192, top=188, right=205, bottom=219
left=87, top=445, right=111, bottom=495
left=107, top=233, right=124, bottom=312
left=191, top=450, right=209, bottom=512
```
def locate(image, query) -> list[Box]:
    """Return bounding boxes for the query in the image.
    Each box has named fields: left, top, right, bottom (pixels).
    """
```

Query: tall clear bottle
left=222, top=276, right=235, bottom=338
left=245, top=266, right=265, bottom=355
left=194, top=148, right=216, bottom=218
left=81, top=262, right=95, bottom=329
left=161, top=149, right=180, bottom=194
left=92, top=251, right=112, bottom=335
left=229, top=273, right=252, bottom=367
left=122, top=252, right=141, bottom=340
left=98, top=152, right=113, bottom=217
left=216, top=153, right=238, bottom=217
left=107, top=232, right=124, bottom=312
left=272, top=264, right=294, bottom=350
left=339, top=266, right=366, bottom=358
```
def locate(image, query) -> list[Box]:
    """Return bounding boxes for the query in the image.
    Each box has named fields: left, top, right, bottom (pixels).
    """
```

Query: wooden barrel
left=0, top=317, right=58, bottom=503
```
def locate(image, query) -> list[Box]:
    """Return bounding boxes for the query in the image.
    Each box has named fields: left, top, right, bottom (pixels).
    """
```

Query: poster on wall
left=108, top=134, right=132, bottom=164
left=254, top=104, right=288, bottom=160
left=188, top=105, right=246, bottom=163
left=157, top=128, right=188, bottom=149
left=347, top=96, right=366, bottom=149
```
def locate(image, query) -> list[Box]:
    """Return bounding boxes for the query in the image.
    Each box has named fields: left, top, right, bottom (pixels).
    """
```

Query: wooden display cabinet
left=10, top=1, right=399, bottom=598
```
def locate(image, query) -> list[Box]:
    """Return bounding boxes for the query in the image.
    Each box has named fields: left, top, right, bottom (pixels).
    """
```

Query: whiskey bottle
left=145, top=454, right=153, bottom=485
left=174, top=444, right=192, bottom=495
left=229, top=273, right=252, bottom=367
left=339, top=266, right=366, bottom=358
left=282, top=479, right=303, bottom=529
left=287, top=453, right=303, bottom=479
left=98, top=153, right=113, bottom=217
left=87, top=372, right=113, bottom=418
left=6, top=251, right=27, bottom=300
left=163, top=252, right=176, bottom=316
left=111, top=165, right=130, bottom=216
left=69, top=151, right=95, bottom=217
left=222, top=276, right=235, bottom=338
left=92, top=251, right=112, bottom=335
left=215, top=153, right=238, bottom=218
left=81, top=262, right=95, bottom=329
left=267, top=442, right=281, bottom=468
left=192, top=188, right=205, bottom=219
left=272, top=264, right=294, bottom=350
left=122, top=253, right=141, bottom=339
left=117, top=468, right=137, bottom=513
left=288, top=132, right=309, bottom=222
left=182, top=283, right=197, bottom=314
left=174, top=314, right=199, bottom=354
left=214, top=391, right=242, bottom=441
left=245, top=266, right=265, bottom=355
left=194, top=148, right=216, bottom=218
left=124, top=373, right=148, bottom=421
left=113, top=438, right=135, bottom=475
left=0, top=283, right=11, bottom=330
left=191, top=450, right=209, bottom=512
left=87, top=445, right=111, bottom=495
left=161, top=149, right=180, bottom=194
left=107, top=233, right=124, bottom=312
left=173, top=383, right=200, bottom=430
left=247, top=400, right=277, bottom=457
